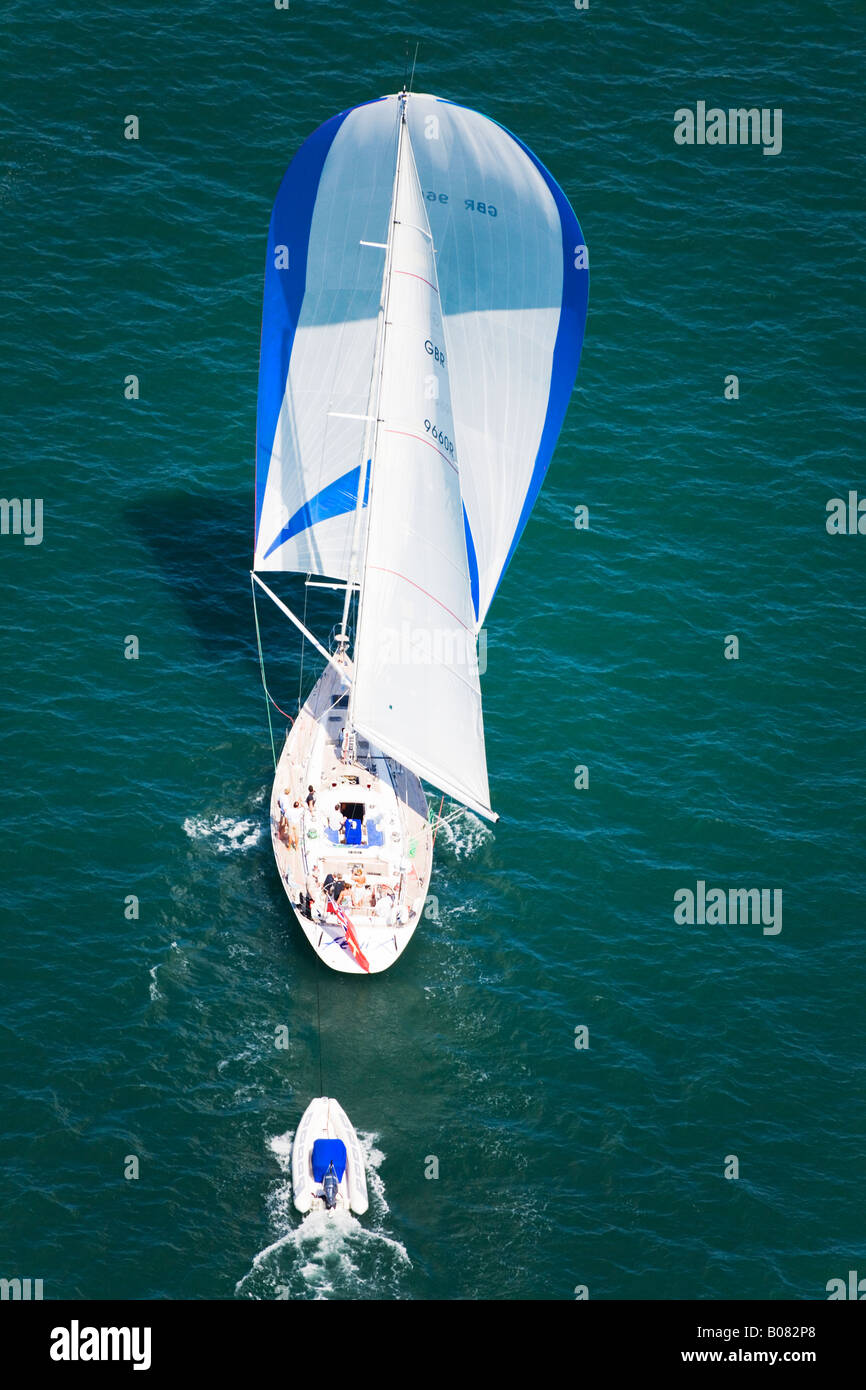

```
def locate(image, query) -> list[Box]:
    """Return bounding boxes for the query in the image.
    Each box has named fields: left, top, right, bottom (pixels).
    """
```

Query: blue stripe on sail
left=463, top=504, right=480, bottom=624
left=438, top=99, right=589, bottom=613
left=255, top=100, right=384, bottom=549
left=263, top=463, right=369, bottom=560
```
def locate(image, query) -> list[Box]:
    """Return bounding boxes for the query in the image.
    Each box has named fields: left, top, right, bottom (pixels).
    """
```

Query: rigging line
left=314, top=687, right=352, bottom=728
left=409, top=41, right=419, bottom=92
left=298, top=572, right=310, bottom=713
left=267, top=690, right=295, bottom=723
left=430, top=793, right=446, bottom=849
left=251, top=578, right=296, bottom=722
left=315, top=974, right=324, bottom=1096
left=251, top=573, right=278, bottom=770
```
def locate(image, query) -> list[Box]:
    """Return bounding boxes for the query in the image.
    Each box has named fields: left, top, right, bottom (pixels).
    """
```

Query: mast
left=337, top=91, right=409, bottom=660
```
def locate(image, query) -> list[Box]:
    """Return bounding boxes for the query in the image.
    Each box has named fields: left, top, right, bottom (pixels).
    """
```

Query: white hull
left=292, top=1096, right=368, bottom=1215
left=271, top=655, right=434, bottom=974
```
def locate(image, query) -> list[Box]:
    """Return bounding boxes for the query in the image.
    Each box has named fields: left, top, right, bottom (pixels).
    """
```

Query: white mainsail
left=349, top=104, right=493, bottom=821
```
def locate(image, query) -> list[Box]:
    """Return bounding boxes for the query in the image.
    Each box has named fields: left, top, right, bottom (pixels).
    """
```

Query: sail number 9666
left=424, top=419, right=455, bottom=456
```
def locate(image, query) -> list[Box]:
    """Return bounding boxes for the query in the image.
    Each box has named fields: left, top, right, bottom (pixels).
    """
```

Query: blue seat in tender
left=366, top=818, right=384, bottom=847
left=312, top=1138, right=347, bottom=1182
left=344, top=817, right=362, bottom=845
left=324, top=827, right=339, bottom=844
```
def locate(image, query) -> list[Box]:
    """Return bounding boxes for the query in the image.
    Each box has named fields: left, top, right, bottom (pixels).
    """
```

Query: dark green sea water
left=1, top=0, right=864, bottom=1300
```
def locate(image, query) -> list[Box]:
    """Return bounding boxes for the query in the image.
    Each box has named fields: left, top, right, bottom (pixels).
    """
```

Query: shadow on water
left=125, top=487, right=360, bottom=961
left=124, top=489, right=345, bottom=667
left=125, top=489, right=415, bottom=982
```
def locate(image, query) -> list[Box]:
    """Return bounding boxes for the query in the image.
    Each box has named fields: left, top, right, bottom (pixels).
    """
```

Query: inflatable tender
left=292, top=1096, right=368, bottom=1215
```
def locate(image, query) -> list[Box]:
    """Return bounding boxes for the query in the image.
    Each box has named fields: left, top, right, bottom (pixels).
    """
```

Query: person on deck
left=350, top=866, right=367, bottom=909
left=374, top=885, right=395, bottom=921
left=305, top=785, right=317, bottom=812
left=305, top=870, right=323, bottom=919
left=286, top=800, right=302, bottom=851
left=323, top=871, right=348, bottom=903
left=277, top=787, right=293, bottom=840
left=328, top=803, right=345, bottom=840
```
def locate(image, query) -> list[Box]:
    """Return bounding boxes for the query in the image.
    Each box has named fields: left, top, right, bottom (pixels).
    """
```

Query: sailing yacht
left=252, top=91, right=588, bottom=973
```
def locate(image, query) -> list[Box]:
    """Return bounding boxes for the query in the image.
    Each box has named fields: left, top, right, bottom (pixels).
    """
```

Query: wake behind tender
left=292, top=1096, right=369, bottom=1215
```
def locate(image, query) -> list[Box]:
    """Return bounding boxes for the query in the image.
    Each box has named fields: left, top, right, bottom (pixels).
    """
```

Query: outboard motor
left=322, top=1162, right=339, bottom=1211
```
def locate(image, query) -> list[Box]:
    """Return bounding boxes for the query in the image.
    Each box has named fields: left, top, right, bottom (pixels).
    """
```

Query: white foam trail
left=183, top=814, right=262, bottom=854
left=216, top=1042, right=260, bottom=1073
left=359, top=1131, right=390, bottom=1215
left=269, top=1130, right=294, bottom=1172
left=434, top=806, right=492, bottom=859
left=148, top=941, right=180, bottom=1001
